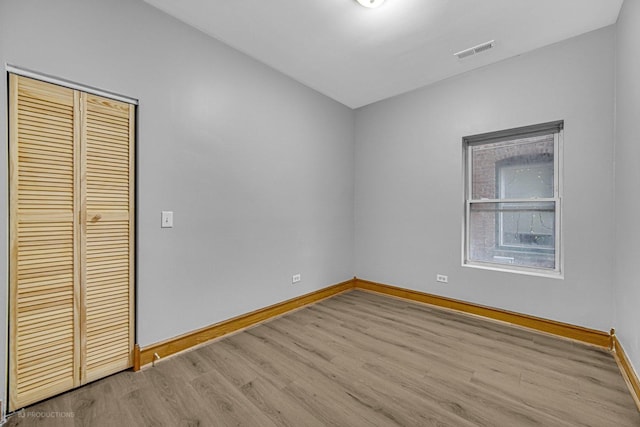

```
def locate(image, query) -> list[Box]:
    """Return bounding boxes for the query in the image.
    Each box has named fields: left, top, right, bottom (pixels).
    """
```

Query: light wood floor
left=7, top=290, right=640, bottom=426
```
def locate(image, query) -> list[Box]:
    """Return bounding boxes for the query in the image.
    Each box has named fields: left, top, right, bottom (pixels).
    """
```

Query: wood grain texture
left=9, top=75, right=79, bottom=411
left=612, top=333, right=640, bottom=411
left=355, top=277, right=612, bottom=348
left=138, top=279, right=355, bottom=367
left=7, top=290, right=639, bottom=426
left=9, top=75, right=135, bottom=410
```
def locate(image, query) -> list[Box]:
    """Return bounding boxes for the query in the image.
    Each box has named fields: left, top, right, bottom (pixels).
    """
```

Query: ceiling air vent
left=454, top=40, right=495, bottom=60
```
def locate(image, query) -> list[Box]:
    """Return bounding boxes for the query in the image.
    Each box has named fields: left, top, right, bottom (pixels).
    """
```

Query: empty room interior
left=2, top=0, right=640, bottom=425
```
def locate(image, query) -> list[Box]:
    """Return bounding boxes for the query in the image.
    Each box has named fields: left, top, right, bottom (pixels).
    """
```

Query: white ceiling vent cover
left=454, top=40, right=495, bottom=60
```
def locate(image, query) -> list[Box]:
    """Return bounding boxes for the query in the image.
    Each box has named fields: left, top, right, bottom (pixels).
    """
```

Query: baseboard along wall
left=133, top=276, right=639, bottom=410
left=612, top=333, right=640, bottom=410
left=353, top=278, right=612, bottom=348
left=135, top=279, right=354, bottom=369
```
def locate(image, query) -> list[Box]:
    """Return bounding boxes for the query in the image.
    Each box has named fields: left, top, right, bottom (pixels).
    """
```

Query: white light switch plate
left=161, top=211, right=173, bottom=228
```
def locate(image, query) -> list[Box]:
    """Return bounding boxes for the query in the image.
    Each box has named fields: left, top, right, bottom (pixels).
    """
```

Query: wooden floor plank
left=6, top=290, right=640, bottom=426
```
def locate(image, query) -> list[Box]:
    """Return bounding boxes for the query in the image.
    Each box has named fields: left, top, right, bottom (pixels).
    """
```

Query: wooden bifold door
left=8, top=74, right=135, bottom=411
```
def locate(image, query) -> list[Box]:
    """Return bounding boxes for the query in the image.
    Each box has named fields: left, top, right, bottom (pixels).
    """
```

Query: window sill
left=462, top=261, right=564, bottom=280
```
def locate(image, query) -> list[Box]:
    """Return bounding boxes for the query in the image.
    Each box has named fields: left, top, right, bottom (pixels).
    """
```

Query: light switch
left=161, top=211, right=173, bottom=228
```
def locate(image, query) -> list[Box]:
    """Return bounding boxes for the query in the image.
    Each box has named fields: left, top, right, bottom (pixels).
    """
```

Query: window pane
left=471, top=134, right=554, bottom=200
left=500, top=162, right=553, bottom=199
left=469, top=202, right=555, bottom=270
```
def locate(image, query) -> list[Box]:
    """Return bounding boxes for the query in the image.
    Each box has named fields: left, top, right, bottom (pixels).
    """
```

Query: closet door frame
left=7, top=68, right=138, bottom=411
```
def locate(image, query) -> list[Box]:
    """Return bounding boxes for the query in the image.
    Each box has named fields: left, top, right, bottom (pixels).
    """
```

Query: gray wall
left=614, top=0, right=640, bottom=378
left=0, top=0, right=354, bottom=407
left=355, top=27, right=616, bottom=331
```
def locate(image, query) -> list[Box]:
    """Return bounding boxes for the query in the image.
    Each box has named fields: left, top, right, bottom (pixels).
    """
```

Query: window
left=463, top=121, right=563, bottom=276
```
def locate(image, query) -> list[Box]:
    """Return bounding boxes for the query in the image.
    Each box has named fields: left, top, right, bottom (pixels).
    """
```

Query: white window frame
left=462, top=121, right=563, bottom=278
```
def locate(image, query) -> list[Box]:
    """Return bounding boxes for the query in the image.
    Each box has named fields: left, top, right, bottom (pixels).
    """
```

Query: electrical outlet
left=436, top=274, right=448, bottom=283
left=292, top=274, right=301, bottom=284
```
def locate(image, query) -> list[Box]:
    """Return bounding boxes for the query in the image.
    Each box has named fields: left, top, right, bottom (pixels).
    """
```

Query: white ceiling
left=143, top=0, right=623, bottom=109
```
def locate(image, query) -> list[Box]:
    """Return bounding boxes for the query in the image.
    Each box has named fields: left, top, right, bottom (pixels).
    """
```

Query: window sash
left=468, top=199, right=557, bottom=253
left=468, top=198, right=556, bottom=203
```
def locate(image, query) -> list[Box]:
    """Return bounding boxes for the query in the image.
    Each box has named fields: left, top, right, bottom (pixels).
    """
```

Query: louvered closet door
left=9, top=75, right=81, bottom=410
left=9, top=74, right=135, bottom=411
left=81, top=93, right=135, bottom=383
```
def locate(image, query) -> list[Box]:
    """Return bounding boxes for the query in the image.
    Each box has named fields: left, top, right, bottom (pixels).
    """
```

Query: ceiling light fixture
left=356, top=0, right=385, bottom=8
